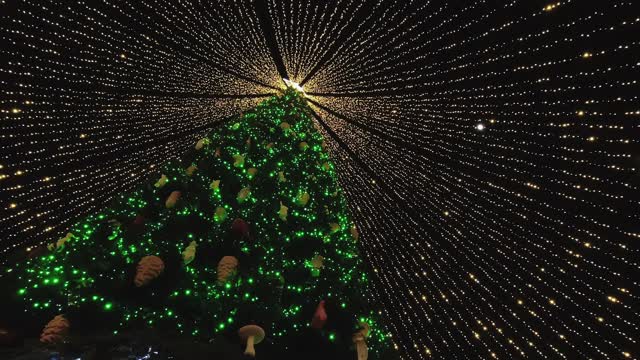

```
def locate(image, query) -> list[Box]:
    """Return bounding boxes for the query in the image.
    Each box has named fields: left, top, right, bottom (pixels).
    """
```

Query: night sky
left=1, top=0, right=639, bottom=359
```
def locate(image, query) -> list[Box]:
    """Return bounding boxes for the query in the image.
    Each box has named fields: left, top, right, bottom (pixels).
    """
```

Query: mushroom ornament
left=352, top=322, right=370, bottom=360
left=238, top=325, right=265, bottom=357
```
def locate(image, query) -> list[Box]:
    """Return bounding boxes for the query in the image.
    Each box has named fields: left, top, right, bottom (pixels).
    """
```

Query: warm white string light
left=1, top=1, right=638, bottom=359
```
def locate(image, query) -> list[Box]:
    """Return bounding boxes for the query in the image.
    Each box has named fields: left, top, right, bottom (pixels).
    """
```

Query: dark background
left=1, top=0, right=639, bottom=358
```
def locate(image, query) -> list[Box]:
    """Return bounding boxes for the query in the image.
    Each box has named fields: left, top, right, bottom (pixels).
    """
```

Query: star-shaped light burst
left=283, top=78, right=306, bottom=97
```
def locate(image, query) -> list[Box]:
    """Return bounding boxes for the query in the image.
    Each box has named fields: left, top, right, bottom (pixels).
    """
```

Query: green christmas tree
left=1, top=88, right=396, bottom=359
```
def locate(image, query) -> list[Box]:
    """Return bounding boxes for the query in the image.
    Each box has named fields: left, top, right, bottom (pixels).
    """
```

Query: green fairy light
left=6, top=89, right=393, bottom=357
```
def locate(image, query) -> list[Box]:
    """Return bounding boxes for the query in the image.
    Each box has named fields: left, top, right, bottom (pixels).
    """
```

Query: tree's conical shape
left=1, top=88, right=397, bottom=359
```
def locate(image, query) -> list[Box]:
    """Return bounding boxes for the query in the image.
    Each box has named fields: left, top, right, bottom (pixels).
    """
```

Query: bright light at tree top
left=283, top=78, right=306, bottom=96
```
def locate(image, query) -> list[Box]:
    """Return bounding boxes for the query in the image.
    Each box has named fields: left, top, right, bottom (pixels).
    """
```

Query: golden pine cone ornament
left=134, top=255, right=164, bottom=287
left=47, top=232, right=73, bottom=252
left=195, top=138, right=209, bottom=150
left=154, top=174, right=168, bottom=188
left=296, top=192, right=310, bottom=207
left=185, top=164, right=197, bottom=176
left=232, top=154, right=245, bottom=168
left=165, top=190, right=181, bottom=209
left=350, top=224, right=359, bottom=241
left=217, top=256, right=239, bottom=284
left=210, top=179, right=221, bottom=191
left=278, top=202, right=288, bottom=221
left=214, top=206, right=227, bottom=223
left=237, top=187, right=251, bottom=203
left=182, top=240, right=197, bottom=265
left=40, top=315, right=70, bottom=345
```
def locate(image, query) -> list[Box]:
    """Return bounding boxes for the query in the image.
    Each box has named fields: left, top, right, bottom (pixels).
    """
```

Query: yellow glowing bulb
left=120, top=53, right=126, bottom=59
left=517, top=299, right=523, bottom=305
left=607, top=296, right=618, bottom=303
left=577, top=110, right=585, bottom=116
left=597, top=317, right=604, bottom=322
left=582, top=52, right=592, bottom=58
left=11, top=108, right=21, bottom=114
left=622, top=352, right=631, bottom=358
left=584, top=242, right=591, bottom=248
left=9, top=203, right=17, bottom=209
left=15, top=170, right=23, bottom=175
left=549, top=299, right=556, bottom=305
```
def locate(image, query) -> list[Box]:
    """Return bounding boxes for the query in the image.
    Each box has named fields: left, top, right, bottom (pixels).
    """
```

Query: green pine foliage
left=2, top=89, right=395, bottom=358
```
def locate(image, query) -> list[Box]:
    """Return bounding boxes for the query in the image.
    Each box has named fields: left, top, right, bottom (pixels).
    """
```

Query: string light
left=0, top=1, right=638, bottom=359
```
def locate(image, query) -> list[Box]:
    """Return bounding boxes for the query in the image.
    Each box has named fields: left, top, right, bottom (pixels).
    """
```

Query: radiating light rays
left=1, top=0, right=639, bottom=359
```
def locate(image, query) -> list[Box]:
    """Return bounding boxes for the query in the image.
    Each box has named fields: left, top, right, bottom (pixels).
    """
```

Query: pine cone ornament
left=154, top=174, right=168, bottom=188
left=329, top=223, right=340, bottom=233
left=195, top=138, right=209, bottom=150
left=350, top=224, right=359, bottom=241
left=40, top=315, right=70, bottom=345
left=298, top=141, right=309, bottom=151
left=210, top=179, right=221, bottom=191
left=185, top=164, right=197, bottom=176
left=278, top=171, right=286, bottom=183
left=165, top=190, right=181, bottom=209
left=237, top=187, right=251, bottom=203
left=217, top=256, right=238, bottom=284
left=182, top=240, right=197, bottom=265
left=280, top=122, right=291, bottom=131
left=48, top=232, right=73, bottom=251
left=214, top=206, right=227, bottom=223
left=134, top=255, right=164, bottom=287
left=278, top=202, right=288, bottom=221
left=296, top=192, right=310, bottom=207
left=247, top=167, right=258, bottom=179
left=232, top=154, right=245, bottom=168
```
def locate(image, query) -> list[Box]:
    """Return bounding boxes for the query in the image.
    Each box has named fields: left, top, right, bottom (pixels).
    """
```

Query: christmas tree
left=0, top=88, right=397, bottom=359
